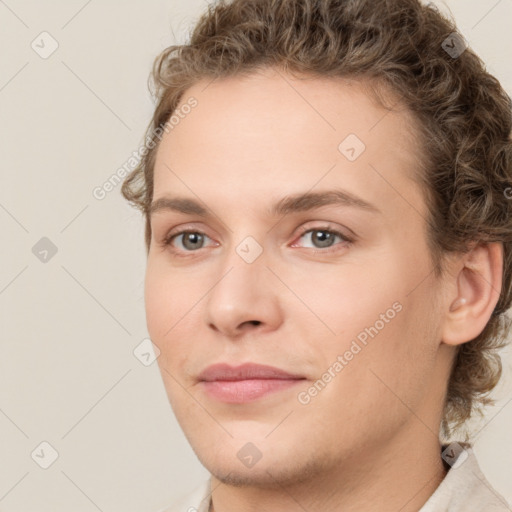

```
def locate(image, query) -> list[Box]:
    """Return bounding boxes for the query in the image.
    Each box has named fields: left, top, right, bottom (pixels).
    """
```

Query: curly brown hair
left=121, top=0, right=512, bottom=439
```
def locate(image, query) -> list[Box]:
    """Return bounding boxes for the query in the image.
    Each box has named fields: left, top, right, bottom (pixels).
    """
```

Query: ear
left=441, top=241, right=504, bottom=346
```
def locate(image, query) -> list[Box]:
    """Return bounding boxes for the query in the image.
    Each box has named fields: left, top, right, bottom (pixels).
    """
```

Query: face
left=145, top=68, right=452, bottom=487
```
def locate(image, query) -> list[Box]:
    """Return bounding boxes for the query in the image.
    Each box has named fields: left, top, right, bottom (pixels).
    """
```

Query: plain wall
left=0, top=0, right=511, bottom=510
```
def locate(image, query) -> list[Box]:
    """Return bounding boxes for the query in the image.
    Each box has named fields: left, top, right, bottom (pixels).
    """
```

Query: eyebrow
left=149, top=189, right=381, bottom=218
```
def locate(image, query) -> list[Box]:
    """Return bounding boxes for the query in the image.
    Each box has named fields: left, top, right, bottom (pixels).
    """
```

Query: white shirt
left=158, top=444, right=511, bottom=512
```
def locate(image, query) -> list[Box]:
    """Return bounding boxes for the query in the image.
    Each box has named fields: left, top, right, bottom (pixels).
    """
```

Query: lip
left=198, top=363, right=306, bottom=403
left=198, top=362, right=304, bottom=381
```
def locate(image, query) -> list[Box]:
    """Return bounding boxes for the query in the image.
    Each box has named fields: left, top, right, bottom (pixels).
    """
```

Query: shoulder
left=419, top=443, right=511, bottom=512
left=155, top=478, right=211, bottom=512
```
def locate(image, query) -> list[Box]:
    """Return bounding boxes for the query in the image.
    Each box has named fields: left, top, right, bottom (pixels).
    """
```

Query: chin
left=191, top=436, right=334, bottom=491
left=201, top=458, right=301, bottom=489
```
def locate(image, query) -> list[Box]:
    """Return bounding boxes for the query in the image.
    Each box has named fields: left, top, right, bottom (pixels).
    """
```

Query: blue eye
left=164, top=231, right=213, bottom=252
left=294, top=227, right=352, bottom=251
left=162, top=225, right=353, bottom=257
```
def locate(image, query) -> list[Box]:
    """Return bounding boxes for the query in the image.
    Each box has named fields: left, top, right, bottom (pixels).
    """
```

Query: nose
left=203, top=251, right=284, bottom=339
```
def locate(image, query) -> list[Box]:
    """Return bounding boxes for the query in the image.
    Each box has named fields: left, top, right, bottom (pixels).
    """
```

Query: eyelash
left=162, top=224, right=353, bottom=257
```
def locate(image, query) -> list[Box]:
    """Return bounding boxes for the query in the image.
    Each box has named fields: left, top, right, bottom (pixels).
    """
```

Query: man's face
left=145, top=68, right=451, bottom=486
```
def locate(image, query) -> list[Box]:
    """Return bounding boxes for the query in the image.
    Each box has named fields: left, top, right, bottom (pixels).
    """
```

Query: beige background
left=0, top=0, right=511, bottom=510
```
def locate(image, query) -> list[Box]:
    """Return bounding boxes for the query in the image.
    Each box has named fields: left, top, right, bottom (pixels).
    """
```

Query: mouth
left=197, top=362, right=306, bottom=404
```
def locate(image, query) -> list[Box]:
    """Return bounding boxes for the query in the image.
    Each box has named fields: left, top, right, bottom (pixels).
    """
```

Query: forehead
left=152, top=68, right=428, bottom=223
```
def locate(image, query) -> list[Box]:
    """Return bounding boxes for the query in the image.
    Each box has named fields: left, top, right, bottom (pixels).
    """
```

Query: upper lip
left=198, top=363, right=305, bottom=382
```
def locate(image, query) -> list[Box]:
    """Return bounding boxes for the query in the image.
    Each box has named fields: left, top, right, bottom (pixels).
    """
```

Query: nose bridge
left=216, top=226, right=269, bottom=283
left=209, top=233, right=268, bottom=308
left=203, top=233, right=282, bottom=335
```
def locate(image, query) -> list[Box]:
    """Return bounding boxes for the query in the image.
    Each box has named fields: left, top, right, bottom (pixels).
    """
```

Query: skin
left=145, top=67, right=503, bottom=512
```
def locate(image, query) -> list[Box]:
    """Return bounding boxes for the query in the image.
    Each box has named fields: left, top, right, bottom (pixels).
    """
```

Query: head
left=122, top=0, right=512, bottom=486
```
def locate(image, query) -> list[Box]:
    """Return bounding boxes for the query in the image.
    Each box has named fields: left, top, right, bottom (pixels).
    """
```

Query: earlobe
left=442, top=242, right=503, bottom=346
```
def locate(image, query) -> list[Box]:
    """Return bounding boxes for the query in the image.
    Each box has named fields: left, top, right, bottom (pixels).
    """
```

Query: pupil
left=184, top=232, right=202, bottom=249
left=313, top=230, right=333, bottom=248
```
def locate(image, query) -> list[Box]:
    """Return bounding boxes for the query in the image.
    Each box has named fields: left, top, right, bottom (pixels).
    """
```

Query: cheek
left=285, top=260, right=401, bottom=345
left=144, top=266, right=196, bottom=375
left=144, top=270, right=170, bottom=340
left=336, top=298, right=437, bottom=420
left=294, top=254, right=435, bottom=395
left=144, top=263, right=193, bottom=337
left=297, top=307, right=435, bottom=449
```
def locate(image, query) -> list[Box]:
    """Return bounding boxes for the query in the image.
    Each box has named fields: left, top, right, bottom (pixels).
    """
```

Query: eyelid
left=162, top=225, right=217, bottom=248
left=161, top=221, right=354, bottom=255
left=290, top=223, right=353, bottom=252
left=293, top=222, right=353, bottom=240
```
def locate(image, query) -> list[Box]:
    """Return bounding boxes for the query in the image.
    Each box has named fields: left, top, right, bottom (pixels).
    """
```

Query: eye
left=161, top=224, right=353, bottom=257
left=292, top=225, right=352, bottom=252
left=163, top=230, right=215, bottom=253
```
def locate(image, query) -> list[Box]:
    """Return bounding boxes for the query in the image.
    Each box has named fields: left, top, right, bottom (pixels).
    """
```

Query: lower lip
left=200, top=378, right=304, bottom=403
